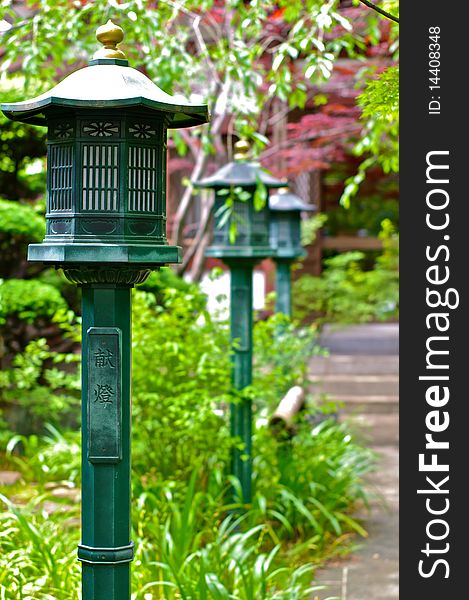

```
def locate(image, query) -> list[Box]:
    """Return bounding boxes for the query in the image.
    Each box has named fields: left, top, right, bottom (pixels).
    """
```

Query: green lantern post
left=1, top=20, right=208, bottom=600
left=269, top=187, right=316, bottom=317
left=194, top=140, right=283, bottom=503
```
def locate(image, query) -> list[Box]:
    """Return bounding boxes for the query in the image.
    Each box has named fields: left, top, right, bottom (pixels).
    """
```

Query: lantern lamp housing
left=193, top=140, right=284, bottom=259
left=0, top=20, right=209, bottom=269
left=269, top=187, right=316, bottom=259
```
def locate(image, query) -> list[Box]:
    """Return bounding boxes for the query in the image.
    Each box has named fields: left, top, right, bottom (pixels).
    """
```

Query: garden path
left=310, top=323, right=399, bottom=600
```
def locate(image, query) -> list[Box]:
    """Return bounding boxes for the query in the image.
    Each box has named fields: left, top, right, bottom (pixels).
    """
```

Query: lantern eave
left=1, top=64, right=209, bottom=128
left=27, top=243, right=182, bottom=266
left=269, top=193, right=317, bottom=212
left=205, top=245, right=272, bottom=259
left=274, top=248, right=307, bottom=260
left=193, top=161, right=284, bottom=189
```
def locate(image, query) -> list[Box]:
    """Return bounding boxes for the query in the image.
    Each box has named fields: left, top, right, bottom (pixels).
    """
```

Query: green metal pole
left=275, top=259, right=292, bottom=317
left=79, top=284, right=133, bottom=600
left=227, top=260, right=254, bottom=504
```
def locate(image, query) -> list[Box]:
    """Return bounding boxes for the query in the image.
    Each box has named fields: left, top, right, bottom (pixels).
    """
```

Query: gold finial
left=234, top=139, right=251, bottom=161
left=93, top=20, right=126, bottom=60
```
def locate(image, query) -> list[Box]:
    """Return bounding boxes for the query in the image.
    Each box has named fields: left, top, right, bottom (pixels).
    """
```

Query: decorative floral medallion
left=129, top=123, right=156, bottom=139
left=53, top=123, right=73, bottom=138
left=83, top=122, right=119, bottom=137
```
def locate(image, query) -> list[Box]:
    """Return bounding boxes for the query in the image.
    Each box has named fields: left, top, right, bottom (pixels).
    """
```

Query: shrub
left=136, top=266, right=196, bottom=304
left=0, top=84, right=47, bottom=201
left=131, top=287, right=233, bottom=485
left=0, top=198, right=46, bottom=279
left=0, top=492, right=80, bottom=599
left=0, top=198, right=45, bottom=243
left=0, top=336, right=80, bottom=436
left=293, top=219, right=399, bottom=324
left=0, top=279, right=65, bottom=326
left=253, top=313, right=324, bottom=414
left=252, top=420, right=372, bottom=547
left=0, top=271, right=373, bottom=598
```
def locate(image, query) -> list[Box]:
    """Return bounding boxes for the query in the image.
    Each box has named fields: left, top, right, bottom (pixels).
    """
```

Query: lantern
left=194, top=139, right=283, bottom=258
left=2, top=20, right=208, bottom=278
left=1, top=20, right=208, bottom=600
left=269, top=186, right=316, bottom=316
left=193, top=140, right=282, bottom=503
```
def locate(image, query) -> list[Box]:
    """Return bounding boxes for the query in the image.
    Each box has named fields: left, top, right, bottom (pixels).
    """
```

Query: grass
left=0, top=417, right=372, bottom=599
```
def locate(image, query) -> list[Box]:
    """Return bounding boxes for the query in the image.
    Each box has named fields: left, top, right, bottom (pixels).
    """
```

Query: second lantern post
left=194, top=140, right=283, bottom=503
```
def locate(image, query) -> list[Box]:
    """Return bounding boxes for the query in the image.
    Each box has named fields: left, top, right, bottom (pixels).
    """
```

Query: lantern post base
left=274, top=258, right=293, bottom=317
left=80, top=283, right=134, bottom=600
left=224, top=259, right=257, bottom=505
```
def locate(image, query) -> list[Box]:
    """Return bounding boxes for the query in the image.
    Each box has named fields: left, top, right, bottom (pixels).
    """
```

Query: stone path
left=310, top=323, right=399, bottom=600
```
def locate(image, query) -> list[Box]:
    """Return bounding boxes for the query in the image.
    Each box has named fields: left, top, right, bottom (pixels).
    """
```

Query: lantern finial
left=234, top=139, right=251, bottom=161
left=94, top=20, right=126, bottom=60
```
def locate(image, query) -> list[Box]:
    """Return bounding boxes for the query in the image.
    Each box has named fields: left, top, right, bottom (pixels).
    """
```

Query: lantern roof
left=0, top=20, right=209, bottom=129
left=269, top=187, right=316, bottom=212
left=193, top=140, right=284, bottom=189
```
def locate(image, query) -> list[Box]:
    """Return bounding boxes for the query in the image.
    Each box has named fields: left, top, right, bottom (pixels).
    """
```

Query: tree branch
left=172, top=148, right=208, bottom=247
left=260, top=124, right=361, bottom=160
left=358, top=0, right=399, bottom=24
left=193, top=15, right=222, bottom=86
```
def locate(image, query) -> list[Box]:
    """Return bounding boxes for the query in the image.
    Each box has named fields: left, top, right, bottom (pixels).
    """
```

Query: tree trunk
left=172, top=148, right=209, bottom=249
left=189, top=229, right=213, bottom=283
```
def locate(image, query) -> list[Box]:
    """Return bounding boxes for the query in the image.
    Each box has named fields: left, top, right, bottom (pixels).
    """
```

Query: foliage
left=0, top=0, right=374, bottom=279
left=0, top=198, right=45, bottom=243
left=1, top=418, right=370, bottom=599
left=252, top=419, right=372, bottom=544
left=0, top=472, right=340, bottom=600
left=300, top=213, right=328, bottom=247
left=253, top=314, right=323, bottom=414
left=0, top=276, right=71, bottom=376
left=37, top=268, right=82, bottom=316
left=0, top=198, right=46, bottom=278
left=293, top=219, right=399, bottom=323
left=0, top=279, right=65, bottom=325
left=0, top=335, right=80, bottom=437
left=131, top=473, right=329, bottom=600
left=0, top=491, right=81, bottom=599
left=0, top=271, right=373, bottom=597
left=0, top=297, right=80, bottom=438
left=136, top=267, right=196, bottom=305
left=1, top=1, right=357, bottom=129
left=131, top=286, right=233, bottom=485
left=0, top=85, right=47, bottom=201
left=340, top=1, right=399, bottom=207
left=0, top=277, right=73, bottom=396
left=5, top=424, right=81, bottom=486
left=323, top=195, right=398, bottom=236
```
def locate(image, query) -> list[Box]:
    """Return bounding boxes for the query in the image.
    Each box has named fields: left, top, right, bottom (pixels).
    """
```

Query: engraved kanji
left=94, top=347, right=115, bottom=368
left=94, top=384, right=114, bottom=404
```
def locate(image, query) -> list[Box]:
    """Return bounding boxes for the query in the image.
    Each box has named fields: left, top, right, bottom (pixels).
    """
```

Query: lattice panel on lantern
left=128, top=146, right=157, bottom=212
left=49, top=145, right=73, bottom=211
left=277, top=218, right=291, bottom=247
left=233, top=200, right=250, bottom=240
left=251, top=205, right=268, bottom=242
left=82, top=145, right=119, bottom=211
